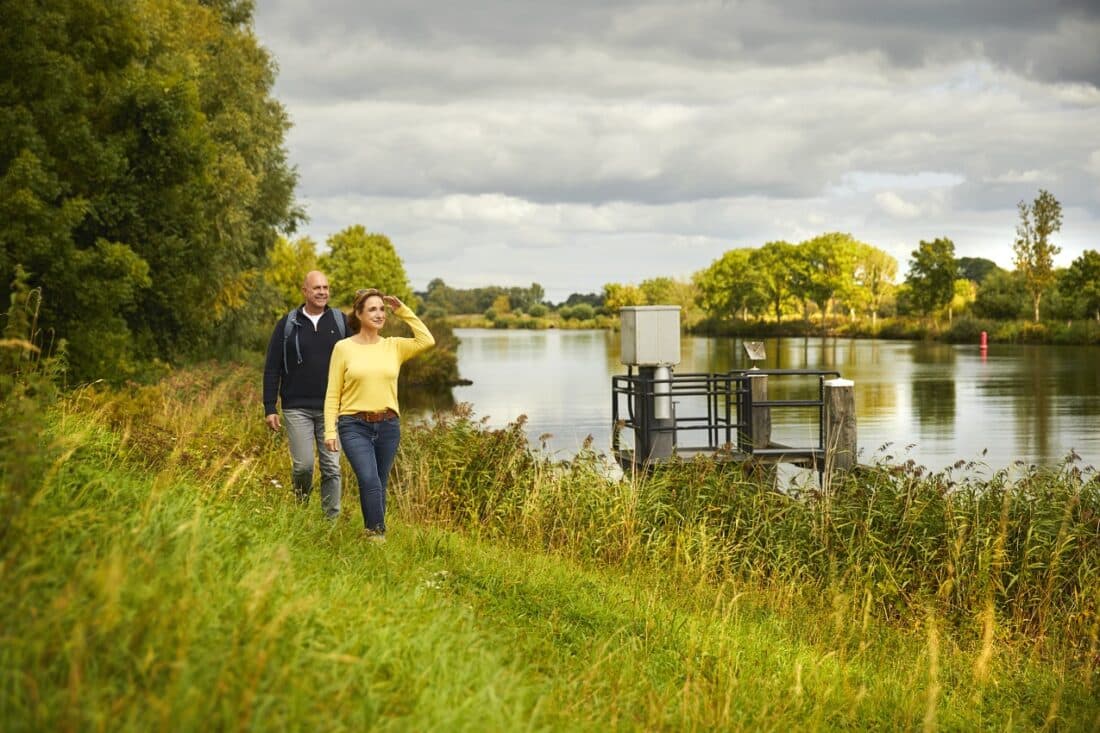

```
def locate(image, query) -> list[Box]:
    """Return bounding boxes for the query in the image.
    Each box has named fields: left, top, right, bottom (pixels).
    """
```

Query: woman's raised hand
left=382, top=295, right=402, bottom=310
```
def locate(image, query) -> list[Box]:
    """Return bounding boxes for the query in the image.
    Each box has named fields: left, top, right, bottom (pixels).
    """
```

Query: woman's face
left=359, top=295, right=386, bottom=331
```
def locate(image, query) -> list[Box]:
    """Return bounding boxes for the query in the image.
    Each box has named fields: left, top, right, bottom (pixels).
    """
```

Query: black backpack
left=282, top=308, right=347, bottom=372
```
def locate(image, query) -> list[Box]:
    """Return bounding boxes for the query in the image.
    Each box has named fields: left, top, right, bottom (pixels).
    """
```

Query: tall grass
left=2, top=355, right=1099, bottom=729
left=397, top=407, right=1100, bottom=656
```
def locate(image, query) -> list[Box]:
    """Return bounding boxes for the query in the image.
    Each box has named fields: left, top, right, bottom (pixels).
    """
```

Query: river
left=433, top=328, right=1100, bottom=472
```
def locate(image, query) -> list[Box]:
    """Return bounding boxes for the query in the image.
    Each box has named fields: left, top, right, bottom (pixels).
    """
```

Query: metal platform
left=611, top=368, right=841, bottom=471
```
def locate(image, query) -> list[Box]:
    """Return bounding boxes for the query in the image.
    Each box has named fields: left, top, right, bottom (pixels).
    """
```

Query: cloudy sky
left=253, top=0, right=1100, bottom=302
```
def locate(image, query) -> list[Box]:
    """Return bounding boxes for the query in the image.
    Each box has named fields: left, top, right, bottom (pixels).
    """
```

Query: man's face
left=302, top=274, right=330, bottom=311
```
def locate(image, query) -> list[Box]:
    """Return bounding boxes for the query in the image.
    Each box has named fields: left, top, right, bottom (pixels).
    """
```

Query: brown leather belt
left=353, top=408, right=398, bottom=422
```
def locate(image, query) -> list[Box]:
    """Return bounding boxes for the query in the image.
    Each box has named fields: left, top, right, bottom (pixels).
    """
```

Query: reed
left=3, top=361, right=1099, bottom=729
left=396, top=404, right=1100, bottom=656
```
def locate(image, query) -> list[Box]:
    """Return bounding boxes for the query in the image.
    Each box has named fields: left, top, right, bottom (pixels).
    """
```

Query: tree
left=1059, top=250, right=1100, bottom=322
left=602, top=282, right=647, bottom=312
left=905, top=238, right=957, bottom=321
left=973, top=269, right=1028, bottom=320
left=0, top=0, right=299, bottom=380
left=263, top=236, right=319, bottom=315
left=852, top=244, right=897, bottom=330
left=559, top=292, right=603, bottom=309
left=1014, top=189, right=1063, bottom=322
left=638, top=277, right=678, bottom=305
left=948, top=279, right=976, bottom=323
left=957, top=257, right=1001, bottom=284
left=693, top=248, right=762, bottom=320
left=749, top=241, right=799, bottom=323
left=798, top=233, right=862, bottom=326
left=507, top=283, right=545, bottom=312
left=318, top=226, right=416, bottom=309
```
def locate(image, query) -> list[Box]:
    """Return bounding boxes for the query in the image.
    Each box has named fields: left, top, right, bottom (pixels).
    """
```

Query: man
left=263, top=270, right=348, bottom=519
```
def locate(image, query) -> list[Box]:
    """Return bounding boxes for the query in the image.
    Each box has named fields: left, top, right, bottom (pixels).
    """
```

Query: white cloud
left=874, top=192, right=922, bottom=219
left=1087, top=151, right=1100, bottom=177
left=984, top=169, right=1047, bottom=184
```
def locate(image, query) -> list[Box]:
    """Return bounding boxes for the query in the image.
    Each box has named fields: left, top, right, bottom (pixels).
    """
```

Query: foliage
left=418, top=279, right=548, bottom=316
left=957, top=256, right=1002, bottom=284
left=692, top=248, right=761, bottom=320
left=798, top=233, right=863, bottom=323
left=601, top=282, right=646, bottom=311
left=262, top=235, right=320, bottom=316
left=1014, top=189, right=1063, bottom=322
left=0, top=0, right=299, bottom=382
left=905, top=238, right=957, bottom=319
left=319, top=226, right=416, bottom=309
left=563, top=303, right=595, bottom=321
left=948, top=278, right=976, bottom=321
left=1059, top=249, right=1100, bottom=322
left=558, top=291, right=604, bottom=308
left=749, top=241, right=800, bottom=322
left=852, top=243, right=897, bottom=328
left=972, top=269, right=1029, bottom=320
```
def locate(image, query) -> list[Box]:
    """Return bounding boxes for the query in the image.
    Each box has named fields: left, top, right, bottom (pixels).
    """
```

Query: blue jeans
left=338, top=415, right=401, bottom=533
left=283, top=408, right=341, bottom=519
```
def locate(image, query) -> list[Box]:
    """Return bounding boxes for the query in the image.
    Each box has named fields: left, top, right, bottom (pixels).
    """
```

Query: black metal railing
left=611, top=367, right=840, bottom=467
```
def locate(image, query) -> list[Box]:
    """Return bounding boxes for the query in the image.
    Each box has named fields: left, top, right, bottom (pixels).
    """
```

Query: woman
left=324, top=289, right=435, bottom=542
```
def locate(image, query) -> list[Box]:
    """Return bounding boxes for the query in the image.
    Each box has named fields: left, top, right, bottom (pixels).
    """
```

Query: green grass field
left=2, top=362, right=1098, bottom=731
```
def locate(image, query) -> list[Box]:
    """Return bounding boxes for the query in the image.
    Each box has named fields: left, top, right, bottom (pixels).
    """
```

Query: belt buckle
left=359, top=410, right=391, bottom=422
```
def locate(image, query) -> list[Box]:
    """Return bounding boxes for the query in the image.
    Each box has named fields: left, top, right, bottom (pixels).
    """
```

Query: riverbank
left=3, top=361, right=1098, bottom=729
left=445, top=312, right=1100, bottom=346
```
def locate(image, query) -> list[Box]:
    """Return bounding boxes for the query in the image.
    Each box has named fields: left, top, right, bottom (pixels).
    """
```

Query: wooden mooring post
left=823, top=378, right=857, bottom=473
left=746, top=372, right=771, bottom=450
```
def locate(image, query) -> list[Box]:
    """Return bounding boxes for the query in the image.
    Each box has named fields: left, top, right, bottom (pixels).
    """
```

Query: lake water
left=439, top=329, right=1100, bottom=472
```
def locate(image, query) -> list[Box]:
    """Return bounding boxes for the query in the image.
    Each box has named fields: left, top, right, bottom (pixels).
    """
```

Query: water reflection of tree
left=857, top=382, right=897, bottom=417
left=1015, top=345, right=1053, bottom=463
left=911, top=342, right=957, bottom=366
left=912, top=378, right=956, bottom=434
left=400, top=386, right=456, bottom=413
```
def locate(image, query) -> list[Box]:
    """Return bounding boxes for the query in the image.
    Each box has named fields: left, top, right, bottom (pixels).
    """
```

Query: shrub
left=943, top=316, right=997, bottom=344
left=570, top=303, right=595, bottom=321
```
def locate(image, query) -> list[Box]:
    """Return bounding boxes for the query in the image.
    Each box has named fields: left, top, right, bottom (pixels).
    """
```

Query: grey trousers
left=283, top=407, right=341, bottom=519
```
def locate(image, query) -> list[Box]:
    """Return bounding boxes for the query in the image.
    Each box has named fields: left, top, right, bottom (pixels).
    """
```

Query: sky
left=252, top=0, right=1100, bottom=302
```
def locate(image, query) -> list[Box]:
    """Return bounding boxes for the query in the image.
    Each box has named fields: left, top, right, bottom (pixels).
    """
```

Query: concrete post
left=823, top=378, right=857, bottom=472
left=636, top=366, right=675, bottom=463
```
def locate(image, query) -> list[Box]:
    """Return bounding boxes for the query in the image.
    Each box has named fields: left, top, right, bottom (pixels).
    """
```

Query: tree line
left=410, top=189, right=1098, bottom=336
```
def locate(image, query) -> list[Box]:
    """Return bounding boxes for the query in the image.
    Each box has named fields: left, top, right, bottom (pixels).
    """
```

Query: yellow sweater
left=323, top=305, right=435, bottom=440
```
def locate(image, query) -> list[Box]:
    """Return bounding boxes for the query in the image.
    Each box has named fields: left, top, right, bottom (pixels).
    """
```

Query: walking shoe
left=364, top=530, right=386, bottom=545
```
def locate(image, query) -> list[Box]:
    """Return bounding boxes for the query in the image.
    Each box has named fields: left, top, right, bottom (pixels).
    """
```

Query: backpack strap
left=334, top=309, right=347, bottom=339
left=282, top=308, right=302, bottom=373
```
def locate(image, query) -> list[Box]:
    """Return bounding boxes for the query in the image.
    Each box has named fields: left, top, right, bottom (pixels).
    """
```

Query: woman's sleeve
left=324, top=344, right=346, bottom=441
left=395, top=305, right=435, bottom=361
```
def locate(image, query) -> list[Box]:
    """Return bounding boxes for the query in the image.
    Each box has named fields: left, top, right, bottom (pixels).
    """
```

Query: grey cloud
left=258, top=0, right=1100, bottom=93
left=253, top=1, right=1100, bottom=293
